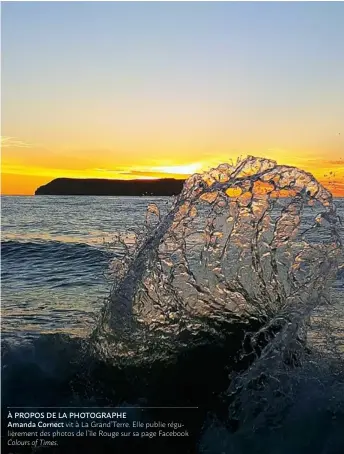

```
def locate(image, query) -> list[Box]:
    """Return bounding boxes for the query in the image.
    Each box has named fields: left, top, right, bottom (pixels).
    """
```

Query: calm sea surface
left=1, top=196, right=343, bottom=343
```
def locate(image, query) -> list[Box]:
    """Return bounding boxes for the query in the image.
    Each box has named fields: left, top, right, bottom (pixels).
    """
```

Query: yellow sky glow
left=2, top=2, right=343, bottom=197
left=1, top=136, right=343, bottom=196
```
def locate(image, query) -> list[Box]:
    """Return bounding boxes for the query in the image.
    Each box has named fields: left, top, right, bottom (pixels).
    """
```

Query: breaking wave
left=90, top=156, right=344, bottom=449
left=2, top=156, right=344, bottom=453
left=93, top=156, right=342, bottom=356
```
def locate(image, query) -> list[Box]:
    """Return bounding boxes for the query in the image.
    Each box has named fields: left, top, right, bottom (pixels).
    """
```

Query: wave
left=1, top=240, right=113, bottom=300
left=2, top=156, right=344, bottom=453
left=1, top=240, right=114, bottom=281
left=92, top=156, right=342, bottom=357
left=88, top=155, right=344, bottom=448
left=1, top=239, right=111, bottom=259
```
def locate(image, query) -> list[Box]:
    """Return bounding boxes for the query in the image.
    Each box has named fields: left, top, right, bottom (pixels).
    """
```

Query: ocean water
left=1, top=158, right=344, bottom=454
left=1, top=195, right=172, bottom=341
left=2, top=195, right=343, bottom=343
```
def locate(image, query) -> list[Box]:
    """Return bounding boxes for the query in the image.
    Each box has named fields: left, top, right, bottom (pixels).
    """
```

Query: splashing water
left=92, top=156, right=342, bottom=367
left=2, top=156, right=343, bottom=453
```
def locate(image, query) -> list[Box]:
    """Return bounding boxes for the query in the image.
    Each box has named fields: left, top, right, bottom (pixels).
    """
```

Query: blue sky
left=1, top=2, right=344, bottom=194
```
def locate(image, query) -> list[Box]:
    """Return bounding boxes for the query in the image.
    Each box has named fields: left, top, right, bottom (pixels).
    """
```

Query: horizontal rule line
left=7, top=407, right=199, bottom=409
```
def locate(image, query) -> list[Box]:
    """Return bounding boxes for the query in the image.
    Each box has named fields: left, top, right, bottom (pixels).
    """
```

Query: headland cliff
left=35, top=178, right=185, bottom=196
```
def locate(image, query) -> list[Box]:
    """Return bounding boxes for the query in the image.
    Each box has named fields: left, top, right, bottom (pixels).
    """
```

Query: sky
left=1, top=1, right=344, bottom=195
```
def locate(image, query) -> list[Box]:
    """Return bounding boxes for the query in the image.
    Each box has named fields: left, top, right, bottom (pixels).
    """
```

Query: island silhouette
left=35, top=177, right=185, bottom=196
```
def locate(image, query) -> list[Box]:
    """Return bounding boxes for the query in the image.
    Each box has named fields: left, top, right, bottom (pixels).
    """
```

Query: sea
left=1, top=160, right=344, bottom=454
left=1, top=195, right=172, bottom=342
left=1, top=195, right=344, bottom=344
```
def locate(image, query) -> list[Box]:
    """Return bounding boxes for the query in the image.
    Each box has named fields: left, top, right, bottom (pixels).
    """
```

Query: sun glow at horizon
left=2, top=3, right=344, bottom=196
left=152, top=163, right=203, bottom=175
left=1, top=148, right=343, bottom=196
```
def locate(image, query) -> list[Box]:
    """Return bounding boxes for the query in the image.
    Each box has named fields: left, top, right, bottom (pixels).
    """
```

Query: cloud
left=106, top=171, right=180, bottom=180
left=92, top=168, right=188, bottom=178
left=1, top=136, right=37, bottom=149
left=320, top=160, right=344, bottom=166
left=307, top=158, right=344, bottom=166
left=93, top=167, right=126, bottom=173
left=117, top=170, right=187, bottom=178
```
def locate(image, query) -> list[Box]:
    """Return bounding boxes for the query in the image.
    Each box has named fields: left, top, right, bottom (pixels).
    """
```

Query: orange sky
left=1, top=3, right=343, bottom=196
left=1, top=137, right=343, bottom=196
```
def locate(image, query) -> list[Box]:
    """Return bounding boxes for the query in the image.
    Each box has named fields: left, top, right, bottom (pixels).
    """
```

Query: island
left=35, top=178, right=185, bottom=196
